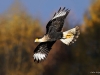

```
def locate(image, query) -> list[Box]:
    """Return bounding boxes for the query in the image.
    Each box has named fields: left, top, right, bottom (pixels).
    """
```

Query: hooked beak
left=34, top=38, right=39, bottom=42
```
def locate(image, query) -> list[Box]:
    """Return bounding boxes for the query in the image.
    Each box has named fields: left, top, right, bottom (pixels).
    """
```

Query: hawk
left=33, top=7, right=80, bottom=62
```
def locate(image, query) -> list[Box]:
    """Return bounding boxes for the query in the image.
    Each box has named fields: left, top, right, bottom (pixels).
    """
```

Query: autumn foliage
left=0, top=9, right=44, bottom=75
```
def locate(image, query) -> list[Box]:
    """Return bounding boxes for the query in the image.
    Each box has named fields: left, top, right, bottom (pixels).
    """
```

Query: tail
left=60, top=26, right=80, bottom=45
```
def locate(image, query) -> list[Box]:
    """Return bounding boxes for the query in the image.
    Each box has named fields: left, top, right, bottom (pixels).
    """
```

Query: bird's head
left=35, top=36, right=47, bottom=42
left=34, top=37, right=45, bottom=42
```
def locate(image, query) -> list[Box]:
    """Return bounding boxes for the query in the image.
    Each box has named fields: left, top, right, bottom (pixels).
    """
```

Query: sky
left=0, top=0, right=91, bottom=24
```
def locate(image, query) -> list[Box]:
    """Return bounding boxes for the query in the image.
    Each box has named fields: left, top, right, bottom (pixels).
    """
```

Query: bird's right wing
left=33, top=41, right=55, bottom=62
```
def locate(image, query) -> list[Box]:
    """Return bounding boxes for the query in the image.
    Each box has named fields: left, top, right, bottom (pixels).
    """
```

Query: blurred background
left=0, top=0, right=100, bottom=75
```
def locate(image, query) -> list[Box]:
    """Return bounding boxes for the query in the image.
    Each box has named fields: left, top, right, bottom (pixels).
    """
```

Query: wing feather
left=58, top=7, right=61, bottom=12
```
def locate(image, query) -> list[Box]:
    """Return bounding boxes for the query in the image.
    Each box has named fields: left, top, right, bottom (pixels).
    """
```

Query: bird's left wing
left=33, top=41, right=55, bottom=62
left=46, top=7, right=70, bottom=34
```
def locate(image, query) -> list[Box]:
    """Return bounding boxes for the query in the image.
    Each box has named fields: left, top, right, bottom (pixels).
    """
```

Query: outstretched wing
left=33, top=41, right=55, bottom=62
left=46, top=7, right=70, bottom=34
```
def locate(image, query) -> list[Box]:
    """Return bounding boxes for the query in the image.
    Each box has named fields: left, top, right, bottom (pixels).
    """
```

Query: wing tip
left=52, top=7, right=70, bottom=20
left=62, top=7, right=66, bottom=11
left=58, top=7, right=61, bottom=12
left=33, top=53, right=47, bottom=63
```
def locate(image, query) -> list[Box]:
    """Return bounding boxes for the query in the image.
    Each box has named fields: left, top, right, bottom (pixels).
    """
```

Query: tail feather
left=60, top=26, right=80, bottom=45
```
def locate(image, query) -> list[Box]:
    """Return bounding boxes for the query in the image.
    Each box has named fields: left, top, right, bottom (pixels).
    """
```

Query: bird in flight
left=33, top=7, right=80, bottom=62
